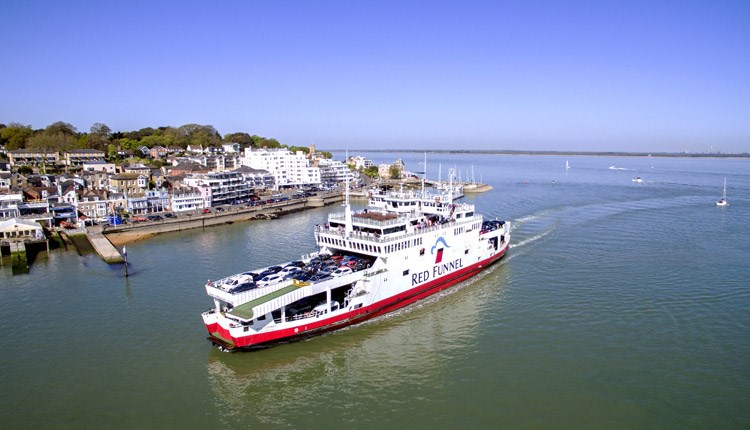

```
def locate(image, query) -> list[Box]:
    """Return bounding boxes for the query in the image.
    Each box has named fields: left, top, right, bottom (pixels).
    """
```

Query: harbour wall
left=99, top=192, right=344, bottom=248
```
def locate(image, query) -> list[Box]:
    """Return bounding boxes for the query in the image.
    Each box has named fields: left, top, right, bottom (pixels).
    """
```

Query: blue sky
left=2, top=0, right=749, bottom=153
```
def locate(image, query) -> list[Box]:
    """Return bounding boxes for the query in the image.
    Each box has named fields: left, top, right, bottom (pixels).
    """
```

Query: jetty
left=87, top=227, right=125, bottom=264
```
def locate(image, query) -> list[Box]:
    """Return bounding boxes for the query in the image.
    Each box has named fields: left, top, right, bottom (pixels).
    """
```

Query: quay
left=86, top=192, right=345, bottom=264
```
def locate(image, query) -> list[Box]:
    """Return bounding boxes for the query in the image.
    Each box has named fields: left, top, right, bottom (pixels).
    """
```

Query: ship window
left=354, top=303, right=362, bottom=309
left=244, top=327, right=249, bottom=332
left=465, top=249, right=469, bottom=254
left=403, top=269, right=409, bottom=276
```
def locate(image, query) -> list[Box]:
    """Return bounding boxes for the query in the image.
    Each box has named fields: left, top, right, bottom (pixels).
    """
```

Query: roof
left=228, top=283, right=302, bottom=320
left=0, top=218, right=43, bottom=233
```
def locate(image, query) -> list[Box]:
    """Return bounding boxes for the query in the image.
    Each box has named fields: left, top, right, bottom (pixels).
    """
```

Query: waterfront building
left=317, top=158, right=356, bottom=185
left=145, top=189, right=170, bottom=213
left=170, top=187, right=205, bottom=213
left=241, top=147, right=321, bottom=189
left=127, top=195, right=149, bottom=215
left=109, top=174, right=147, bottom=196
left=0, top=193, right=23, bottom=220
left=378, top=159, right=405, bottom=179
left=183, top=171, right=254, bottom=207
left=348, top=155, right=374, bottom=170
left=0, top=218, right=45, bottom=241
left=233, top=166, right=275, bottom=191
left=76, top=190, right=108, bottom=220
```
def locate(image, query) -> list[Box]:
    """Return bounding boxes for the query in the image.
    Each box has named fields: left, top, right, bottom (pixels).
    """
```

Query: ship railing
left=205, top=280, right=300, bottom=307
left=316, top=215, right=481, bottom=245
left=328, top=212, right=409, bottom=227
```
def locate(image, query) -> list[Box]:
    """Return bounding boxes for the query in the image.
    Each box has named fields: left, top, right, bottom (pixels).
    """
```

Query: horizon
left=2, top=1, right=749, bottom=153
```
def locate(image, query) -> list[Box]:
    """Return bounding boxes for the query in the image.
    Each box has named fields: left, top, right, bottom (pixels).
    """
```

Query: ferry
left=201, top=186, right=510, bottom=351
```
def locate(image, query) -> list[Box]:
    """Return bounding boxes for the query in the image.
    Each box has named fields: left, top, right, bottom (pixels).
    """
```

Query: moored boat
left=202, top=187, right=510, bottom=351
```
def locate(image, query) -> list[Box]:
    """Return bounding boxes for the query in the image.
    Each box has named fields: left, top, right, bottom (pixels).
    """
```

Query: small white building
left=170, top=188, right=205, bottom=213
left=0, top=218, right=45, bottom=240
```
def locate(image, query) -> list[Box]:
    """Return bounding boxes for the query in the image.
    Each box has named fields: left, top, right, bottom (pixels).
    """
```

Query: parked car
left=278, top=266, right=301, bottom=276
left=331, top=267, right=353, bottom=277
left=257, top=274, right=284, bottom=287
left=132, top=215, right=147, bottom=222
left=164, top=213, right=176, bottom=218
left=215, top=207, right=225, bottom=212
left=228, top=282, right=256, bottom=294
left=202, top=208, right=211, bottom=214
left=147, top=215, right=163, bottom=221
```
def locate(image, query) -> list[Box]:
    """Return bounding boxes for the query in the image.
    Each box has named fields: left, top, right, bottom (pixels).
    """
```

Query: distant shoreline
left=329, top=149, right=750, bottom=159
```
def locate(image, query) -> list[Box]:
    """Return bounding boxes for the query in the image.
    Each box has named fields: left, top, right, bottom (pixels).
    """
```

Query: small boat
left=716, top=177, right=728, bottom=206
left=632, top=177, right=644, bottom=183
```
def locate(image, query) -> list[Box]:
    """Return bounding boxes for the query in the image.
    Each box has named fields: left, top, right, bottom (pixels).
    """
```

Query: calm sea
left=1, top=153, right=748, bottom=429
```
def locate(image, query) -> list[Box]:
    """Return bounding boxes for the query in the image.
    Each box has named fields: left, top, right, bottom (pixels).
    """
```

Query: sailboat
left=716, top=177, right=728, bottom=206
left=565, top=160, right=570, bottom=170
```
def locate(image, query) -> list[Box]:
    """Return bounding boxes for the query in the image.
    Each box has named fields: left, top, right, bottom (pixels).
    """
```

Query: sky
left=1, top=0, right=749, bottom=153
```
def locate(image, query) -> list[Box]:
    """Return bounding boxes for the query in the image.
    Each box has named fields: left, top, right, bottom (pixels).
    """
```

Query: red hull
left=207, top=243, right=509, bottom=350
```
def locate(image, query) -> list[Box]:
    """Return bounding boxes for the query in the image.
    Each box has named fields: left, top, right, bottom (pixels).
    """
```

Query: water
left=1, top=154, right=748, bottom=428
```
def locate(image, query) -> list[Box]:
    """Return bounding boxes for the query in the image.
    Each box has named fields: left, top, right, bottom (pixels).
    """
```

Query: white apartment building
left=318, top=158, right=356, bottom=184
left=348, top=155, right=374, bottom=170
left=170, top=188, right=205, bottom=213
left=182, top=171, right=255, bottom=207
left=241, top=148, right=320, bottom=189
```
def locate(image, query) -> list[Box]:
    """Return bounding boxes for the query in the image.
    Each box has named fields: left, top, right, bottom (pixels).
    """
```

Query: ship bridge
left=314, top=204, right=482, bottom=257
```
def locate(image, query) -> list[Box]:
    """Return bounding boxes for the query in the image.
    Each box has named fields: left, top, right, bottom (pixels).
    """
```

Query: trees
left=0, top=123, right=33, bottom=150
left=363, top=165, right=379, bottom=178
left=17, top=165, right=34, bottom=174
left=223, top=132, right=254, bottom=147
left=389, top=165, right=401, bottom=180
left=45, top=121, right=77, bottom=136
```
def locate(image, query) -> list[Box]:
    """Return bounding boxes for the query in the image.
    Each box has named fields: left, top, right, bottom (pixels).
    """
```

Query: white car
left=312, top=301, right=340, bottom=315
left=256, top=274, right=284, bottom=287
left=330, top=267, right=352, bottom=277
left=278, top=266, right=300, bottom=276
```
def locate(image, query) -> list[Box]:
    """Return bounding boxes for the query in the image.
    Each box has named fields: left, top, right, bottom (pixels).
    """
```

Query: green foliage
left=5, top=121, right=298, bottom=157
left=17, top=165, right=34, bottom=174
left=27, top=132, right=77, bottom=153
left=250, top=135, right=282, bottom=148
left=117, top=138, right=141, bottom=151
left=289, top=146, right=310, bottom=154
left=140, top=135, right=170, bottom=148
left=0, top=123, right=33, bottom=150
left=45, top=121, right=77, bottom=136
left=319, top=151, right=333, bottom=159
left=363, top=165, right=379, bottom=178
left=389, top=165, right=401, bottom=180
left=224, top=132, right=254, bottom=146
left=107, top=144, right=118, bottom=161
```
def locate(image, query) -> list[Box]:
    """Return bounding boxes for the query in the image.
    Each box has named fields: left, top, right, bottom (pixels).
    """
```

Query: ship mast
left=344, top=150, right=353, bottom=236
left=421, top=152, right=427, bottom=198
